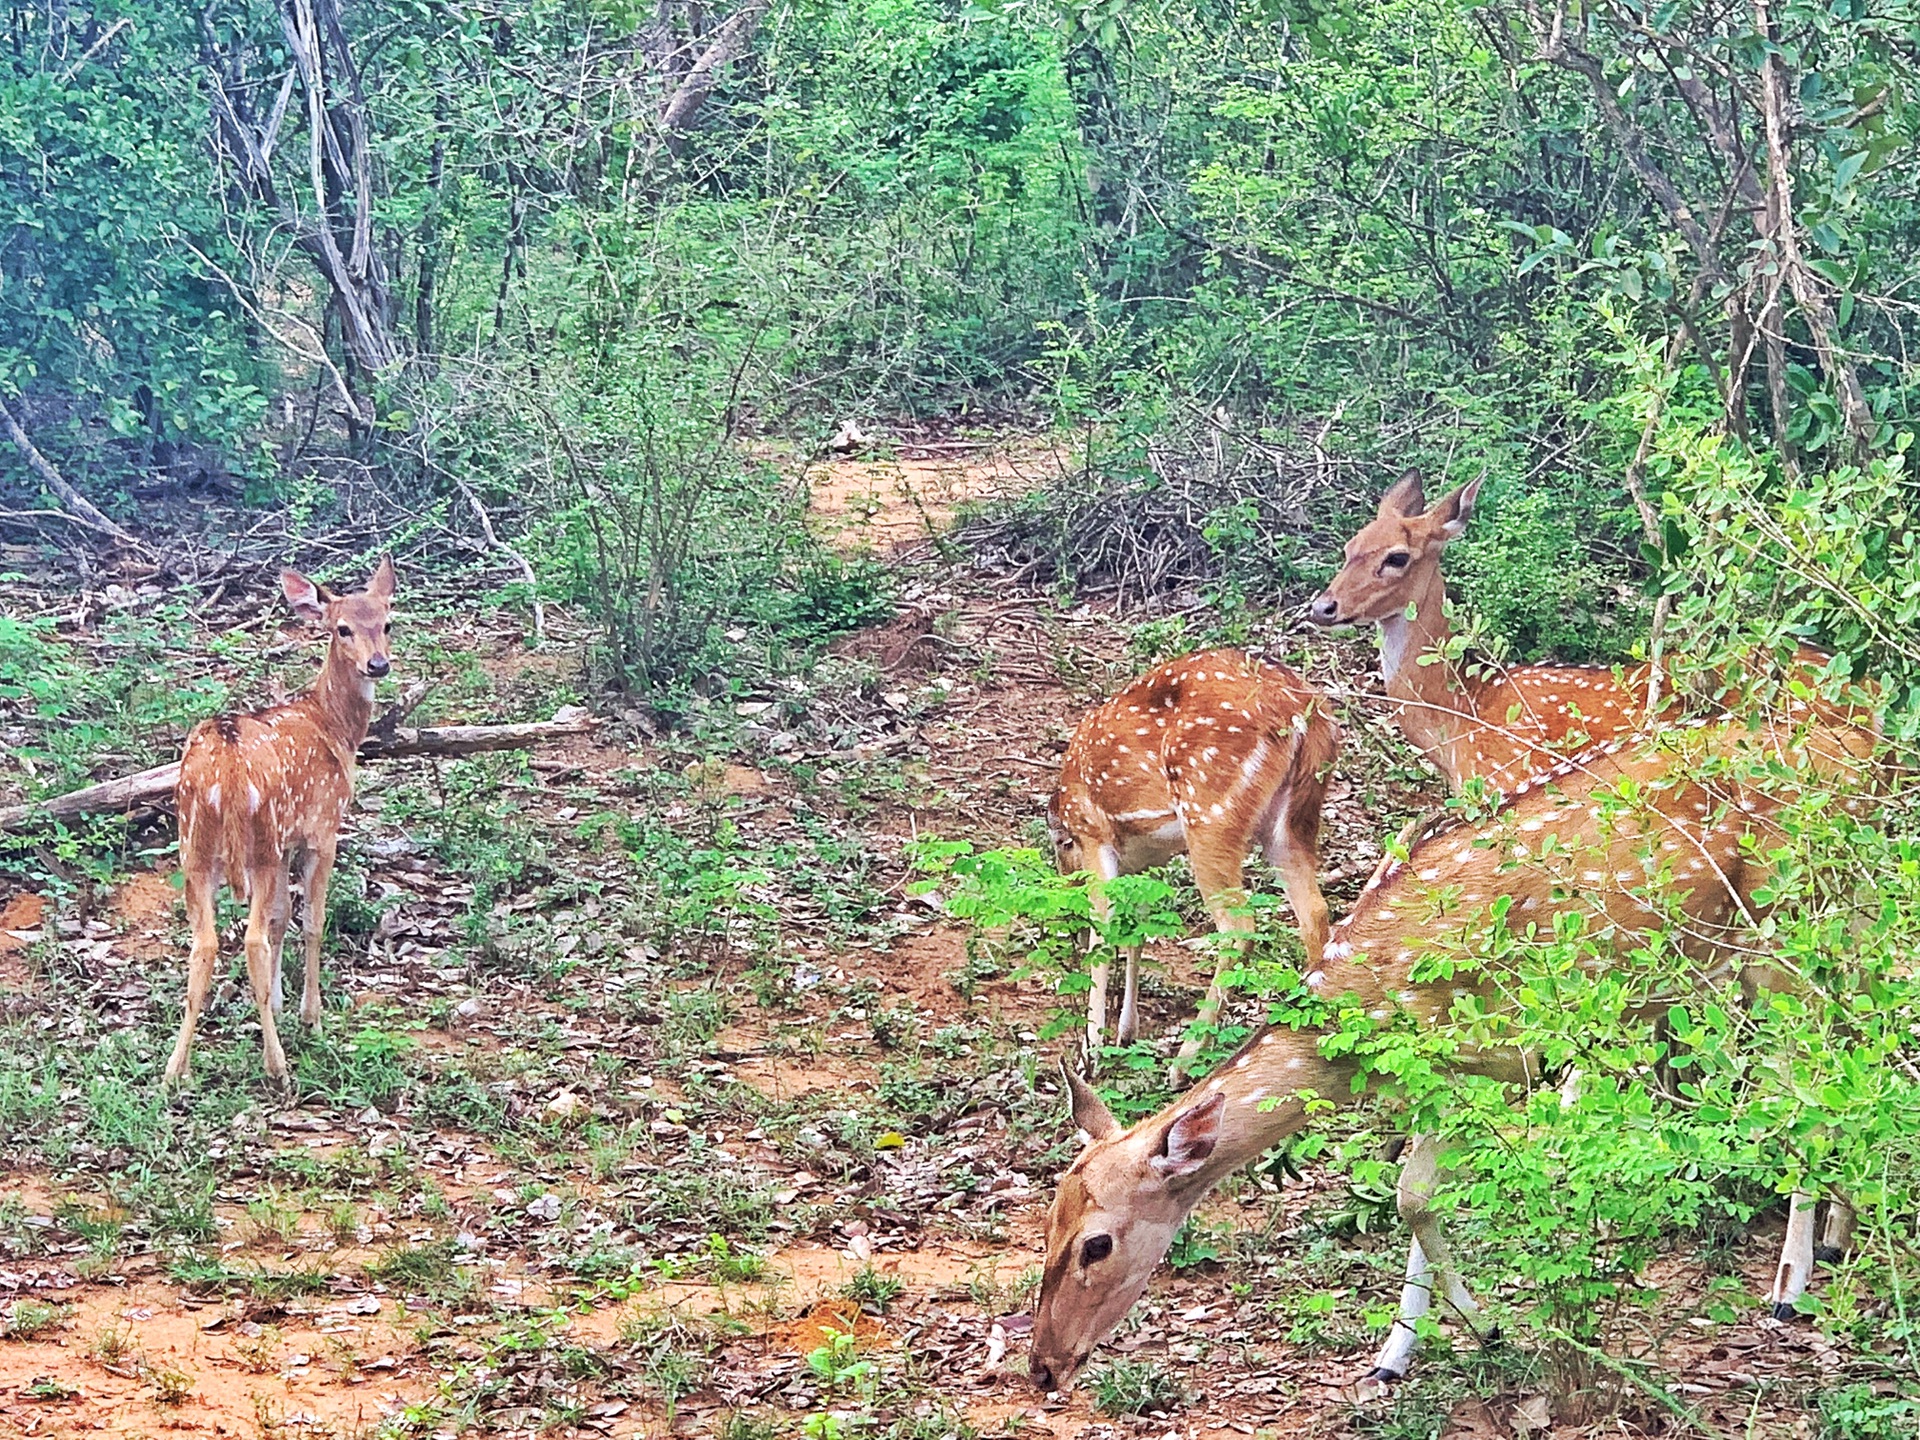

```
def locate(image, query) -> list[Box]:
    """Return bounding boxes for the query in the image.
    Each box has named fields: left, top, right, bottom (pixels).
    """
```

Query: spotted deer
left=1309, top=471, right=1689, bottom=792
left=1027, top=706, right=1879, bottom=1395
left=1049, top=650, right=1339, bottom=1080
left=164, top=559, right=396, bottom=1086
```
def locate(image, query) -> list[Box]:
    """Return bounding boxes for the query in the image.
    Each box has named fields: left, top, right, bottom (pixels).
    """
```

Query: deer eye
left=383, top=621, right=393, bottom=633
left=337, top=625, right=353, bottom=638
left=1080, top=1234, right=1113, bottom=1265
left=1382, top=551, right=1411, bottom=571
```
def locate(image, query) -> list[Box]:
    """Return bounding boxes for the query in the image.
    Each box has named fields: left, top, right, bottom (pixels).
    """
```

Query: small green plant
left=1088, top=1356, right=1186, bottom=1416
left=90, top=1323, right=135, bottom=1367
left=232, top=1323, right=284, bottom=1374
left=22, top=1376, right=78, bottom=1401
left=1166, top=1216, right=1228, bottom=1270
left=841, top=1265, right=905, bottom=1314
left=1, top=1300, right=69, bottom=1340
left=146, top=1361, right=196, bottom=1404
left=1816, top=1381, right=1920, bottom=1440
left=805, top=1323, right=877, bottom=1399
left=704, top=1233, right=767, bottom=1283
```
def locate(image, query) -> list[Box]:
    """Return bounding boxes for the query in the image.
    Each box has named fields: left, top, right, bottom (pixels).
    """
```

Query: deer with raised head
left=1309, top=471, right=1683, bottom=793
left=164, top=558, right=396, bottom=1087
left=1049, top=649, right=1339, bottom=1081
left=1027, top=706, right=1879, bottom=1396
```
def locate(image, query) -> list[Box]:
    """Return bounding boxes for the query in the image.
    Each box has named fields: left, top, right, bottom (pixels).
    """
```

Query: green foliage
left=1087, top=1355, right=1186, bottom=1415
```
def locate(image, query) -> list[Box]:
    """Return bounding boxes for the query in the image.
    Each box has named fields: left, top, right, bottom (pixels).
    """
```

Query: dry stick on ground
left=0, top=709, right=595, bottom=831
left=0, top=397, right=146, bottom=551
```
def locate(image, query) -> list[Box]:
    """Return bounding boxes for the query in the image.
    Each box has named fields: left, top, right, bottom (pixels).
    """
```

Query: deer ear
left=1377, top=468, right=1425, bottom=520
left=1431, top=475, right=1483, bottom=540
left=1150, top=1092, right=1225, bottom=1179
left=1061, top=1058, right=1120, bottom=1143
left=282, top=569, right=328, bottom=622
left=366, top=555, right=396, bottom=601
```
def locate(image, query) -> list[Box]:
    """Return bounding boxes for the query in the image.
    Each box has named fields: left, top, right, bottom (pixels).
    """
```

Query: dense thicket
left=6, top=0, right=1917, bottom=687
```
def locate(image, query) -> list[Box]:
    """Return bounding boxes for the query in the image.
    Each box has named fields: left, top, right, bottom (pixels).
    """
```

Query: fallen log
left=0, top=707, right=596, bottom=830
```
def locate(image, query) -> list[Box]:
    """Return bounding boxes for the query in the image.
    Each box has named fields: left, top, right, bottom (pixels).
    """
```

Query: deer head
left=1309, top=470, right=1481, bottom=628
left=1028, top=1065, right=1229, bottom=1392
left=283, top=556, right=397, bottom=681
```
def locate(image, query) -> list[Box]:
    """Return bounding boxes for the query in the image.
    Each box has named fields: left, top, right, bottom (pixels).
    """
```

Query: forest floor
left=0, top=431, right=1872, bottom=1440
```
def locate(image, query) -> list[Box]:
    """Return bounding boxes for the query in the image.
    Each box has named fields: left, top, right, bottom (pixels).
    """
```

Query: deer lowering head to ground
left=1309, top=471, right=1675, bottom=793
left=1027, top=705, right=1878, bottom=1395
left=1048, top=649, right=1339, bottom=1081
left=165, top=558, right=396, bottom=1086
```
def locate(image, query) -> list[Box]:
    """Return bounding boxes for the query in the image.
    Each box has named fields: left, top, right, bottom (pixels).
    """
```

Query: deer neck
left=1172, top=1030, right=1363, bottom=1193
left=1375, top=569, right=1474, bottom=779
left=303, top=644, right=376, bottom=768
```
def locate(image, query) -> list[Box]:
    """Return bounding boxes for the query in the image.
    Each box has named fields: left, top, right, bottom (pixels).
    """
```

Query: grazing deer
left=164, top=559, right=396, bottom=1086
left=1027, top=707, right=1878, bottom=1395
left=1309, top=471, right=1683, bottom=792
left=1049, top=650, right=1339, bottom=1080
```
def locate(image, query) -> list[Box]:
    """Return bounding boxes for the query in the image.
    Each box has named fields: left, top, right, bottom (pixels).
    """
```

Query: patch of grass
left=1, top=1300, right=69, bottom=1340
left=840, top=1265, right=905, bottom=1314
left=291, top=1015, right=418, bottom=1109
left=245, top=1189, right=302, bottom=1247
left=167, top=1256, right=333, bottom=1299
left=1088, top=1356, right=1186, bottom=1416
left=364, top=1237, right=463, bottom=1295
left=232, top=1324, right=284, bottom=1374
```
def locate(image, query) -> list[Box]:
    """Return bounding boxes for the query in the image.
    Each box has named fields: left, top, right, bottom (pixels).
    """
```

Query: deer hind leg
left=1170, top=843, right=1253, bottom=1085
left=299, top=838, right=337, bottom=1031
left=1365, top=1133, right=1487, bottom=1389
left=266, top=864, right=293, bottom=1015
left=1264, top=767, right=1331, bottom=965
left=164, top=866, right=222, bottom=1087
left=1816, top=1200, right=1855, bottom=1265
left=242, top=870, right=290, bottom=1081
left=1115, top=944, right=1141, bottom=1046
left=1769, top=1192, right=1820, bottom=1319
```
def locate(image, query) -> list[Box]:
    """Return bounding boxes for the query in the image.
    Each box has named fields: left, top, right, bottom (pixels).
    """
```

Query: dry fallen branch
left=0, top=395, right=147, bottom=551
left=0, top=708, right=596, bottom=831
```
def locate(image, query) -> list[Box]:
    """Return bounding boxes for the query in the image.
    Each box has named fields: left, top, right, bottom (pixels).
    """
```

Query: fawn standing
left=1027, top=706, right=1880, bottom=1395
left=1049, top=649, right=1339, bottom=1079
left=165, top=559, right=395, bottom=1086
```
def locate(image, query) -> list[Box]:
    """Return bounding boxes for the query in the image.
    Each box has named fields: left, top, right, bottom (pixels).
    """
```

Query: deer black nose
left=366, top=655, right=390, bottom=677
left=1309, top=594, right=1339, bottom=623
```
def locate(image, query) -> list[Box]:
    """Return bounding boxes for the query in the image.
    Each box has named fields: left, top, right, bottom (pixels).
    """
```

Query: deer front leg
left=242, top=874, right=289, bottom=1083
left=299, top=840, right=336, bottom=1031
left=164, top=869, right=222, bottom=1087
left=1083, top=848, right=1122, bottom=1063
left=1363, top=1133, right=1488, bottom=1392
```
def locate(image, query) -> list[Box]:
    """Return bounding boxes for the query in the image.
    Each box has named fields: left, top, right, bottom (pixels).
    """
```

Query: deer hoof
left=1814, top=1245, right=1846, bottom=1264
left=1769, top=1301, right=1801, bottom=1322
